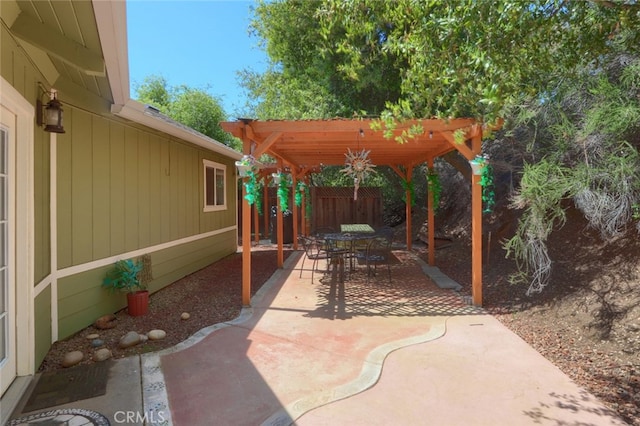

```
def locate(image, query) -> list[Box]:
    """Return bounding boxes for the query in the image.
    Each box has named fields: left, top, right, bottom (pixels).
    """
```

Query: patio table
left=324, top=232, right=376, bottom=280
left=340, top=223, right=375, bottom=233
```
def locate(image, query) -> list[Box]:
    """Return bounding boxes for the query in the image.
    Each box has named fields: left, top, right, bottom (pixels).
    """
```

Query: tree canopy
left=134, top=75, right=240, bottom=150
left=244, top=1, right=640, bottom=293
left=247, top=0, right=639, bottom=124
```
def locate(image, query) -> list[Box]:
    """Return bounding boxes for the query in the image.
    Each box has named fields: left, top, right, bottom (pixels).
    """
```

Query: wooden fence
left=238, top=186, right=382, bottom=238
left=311, top=187, right=382, bottom=233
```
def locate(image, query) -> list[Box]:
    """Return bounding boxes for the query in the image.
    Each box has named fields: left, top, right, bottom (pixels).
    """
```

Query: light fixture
left=36, top=88, right=65, bottom=133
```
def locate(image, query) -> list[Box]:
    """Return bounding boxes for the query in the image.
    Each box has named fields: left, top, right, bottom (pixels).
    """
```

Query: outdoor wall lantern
left=36, top=88, right=65, bottom=133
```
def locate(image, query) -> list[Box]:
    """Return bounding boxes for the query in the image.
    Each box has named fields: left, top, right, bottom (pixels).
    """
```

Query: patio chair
left=299, top=235, right=330, bottom=283
left=361, top=232, right=394, bottom=283
left=375, top=225, right=396, bottom=242
left=313, top=226, right=336, bottom=237
left=324, top=235, right=352, bottom=283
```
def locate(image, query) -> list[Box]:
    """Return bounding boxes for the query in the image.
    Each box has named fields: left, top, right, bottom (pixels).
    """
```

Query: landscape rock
left=86, top=333, right=100, bottom=340
left=148, top=329, right=166, bottom=340
left=61, top=350, right=84, bottom=368
left=94, top=314, right=117, bottom=330
left=93, top=348, right=112, bottom=362
left=91, top=339, right=104, bottom=348
left=119, top=331, right=142, bottom=349
left=139, top=334, right=148, bottom=343
left=181, top=312, right=190, bottom=320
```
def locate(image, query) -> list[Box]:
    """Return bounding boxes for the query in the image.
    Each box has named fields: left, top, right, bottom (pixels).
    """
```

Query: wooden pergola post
left=427, top=158, right=435, bottom=266
left=404, top=166, right=413, bottom=251
left=291, top=170, right=298, bottom=250
left=471, top=131, right=483, bottom=306
left=276, top=161, right=284, bottom=268
left=262, top=182, right=269, bottom=239
left=253, top=193, right=260, bottom=244
left=300, top=176, right=307, bottom=237
left=241, top=138, right=251, bottom=306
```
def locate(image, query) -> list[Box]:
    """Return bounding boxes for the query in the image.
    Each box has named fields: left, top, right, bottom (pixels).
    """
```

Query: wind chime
left=341, top=129, right=376, bottom=200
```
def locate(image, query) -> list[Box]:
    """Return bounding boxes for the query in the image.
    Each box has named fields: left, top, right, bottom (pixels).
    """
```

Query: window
left=203, top=159, right=226, bottom=212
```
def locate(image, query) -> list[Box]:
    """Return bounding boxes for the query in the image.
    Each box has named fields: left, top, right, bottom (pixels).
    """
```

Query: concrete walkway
left=9, top=250, right=626, bottom=425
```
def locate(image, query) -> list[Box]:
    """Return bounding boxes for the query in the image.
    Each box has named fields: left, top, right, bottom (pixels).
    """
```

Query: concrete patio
left=8, top=249, right=625, bottom=425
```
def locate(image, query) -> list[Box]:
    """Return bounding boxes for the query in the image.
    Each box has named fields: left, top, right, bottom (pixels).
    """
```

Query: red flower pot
left=127, top=290, right=149, bottom=316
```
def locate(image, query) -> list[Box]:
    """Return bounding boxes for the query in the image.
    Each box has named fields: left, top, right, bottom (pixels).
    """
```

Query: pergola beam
left=254, top=131, right=283, bottom=157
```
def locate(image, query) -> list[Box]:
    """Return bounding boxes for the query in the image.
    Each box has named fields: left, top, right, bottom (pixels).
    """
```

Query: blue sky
left=126, top=1, right=268, bottom=116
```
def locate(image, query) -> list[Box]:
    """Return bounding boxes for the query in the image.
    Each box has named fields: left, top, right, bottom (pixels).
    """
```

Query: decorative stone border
left=7, top=408, right=110, bottom=426
left=140, top=253, right=301, bottom=426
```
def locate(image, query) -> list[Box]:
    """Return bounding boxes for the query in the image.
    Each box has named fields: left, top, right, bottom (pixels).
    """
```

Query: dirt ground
left=429, top=206, right=640, bottom=426
left=39, top=212, right=639, bottom=425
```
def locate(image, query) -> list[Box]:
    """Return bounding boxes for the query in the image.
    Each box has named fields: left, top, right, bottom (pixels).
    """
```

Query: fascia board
left=93, top=0, right=129, bottom=105
left=113, top=100, right=243, bottom=159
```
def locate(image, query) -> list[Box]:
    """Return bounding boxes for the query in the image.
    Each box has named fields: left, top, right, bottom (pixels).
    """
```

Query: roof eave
left=113, top=101, right=243, bottom=160
left=93, top=0, right=240, bottom=159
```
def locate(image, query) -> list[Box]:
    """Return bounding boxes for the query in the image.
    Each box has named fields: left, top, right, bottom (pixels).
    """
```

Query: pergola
left=220, top=118, right=500, bottom=307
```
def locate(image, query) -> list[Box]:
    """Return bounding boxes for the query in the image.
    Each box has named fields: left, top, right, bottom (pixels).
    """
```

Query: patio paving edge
left=140, top=253, right=302, bottom=426
left=262, top=320, right=447, bottom=426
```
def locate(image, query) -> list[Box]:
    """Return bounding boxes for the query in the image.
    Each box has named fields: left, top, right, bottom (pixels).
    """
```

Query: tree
left=248, top=0, right=639, bottom=125
left=246, top=0, right=405, bottom=119
left=504, top=49, right=640, bottom=295
left=134, top=75, right=171, bottom=111
left=134, top=75, right=240, bottom=150
left=246, top=1, right=640, bottom=293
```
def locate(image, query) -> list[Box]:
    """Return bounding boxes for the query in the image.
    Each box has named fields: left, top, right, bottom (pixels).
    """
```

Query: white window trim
left=203, top=159, right=227, bottom=212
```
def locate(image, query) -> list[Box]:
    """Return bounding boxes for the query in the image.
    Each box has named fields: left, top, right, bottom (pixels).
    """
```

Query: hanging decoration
left=276, top=172, right=290, bottom=211
left=295, top=181, right=312, bottom=220
left=341, top=148, right=376, bottom=200
left=243, top=169, right=261, bottom=208
left=401, top=179, right=415, bottom=207
left=426, top=169, right=442, bottom=212
left=469, top=154, right=495, bottom=213
left=235, top=154, right=255, bottom=177
left=480, top=161, right=495, bottom=214
left=294, top=181, right=306, bottom=207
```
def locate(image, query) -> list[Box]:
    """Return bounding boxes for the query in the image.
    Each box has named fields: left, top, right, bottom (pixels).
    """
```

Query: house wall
left=0, top=24, right=52, bottom=282
left=55, top=109, right=237, bottom=269
left=1, top=23, right=238, bottom=369
left=34, top=288, right=52, bottom=368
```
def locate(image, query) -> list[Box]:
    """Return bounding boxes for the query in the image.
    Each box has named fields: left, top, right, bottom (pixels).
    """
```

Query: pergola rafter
left=221, top=118, right=501, bottom=308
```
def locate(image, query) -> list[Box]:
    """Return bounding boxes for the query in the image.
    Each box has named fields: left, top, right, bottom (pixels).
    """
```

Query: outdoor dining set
left=299, top=224, right=396, bottom=285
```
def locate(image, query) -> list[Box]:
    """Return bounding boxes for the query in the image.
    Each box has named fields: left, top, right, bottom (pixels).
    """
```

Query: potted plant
left=235, top=154, right=255, bottom=177
left=102, top=258, right=149, bottom=316
left=468, top=154, right=496, bottom=213
left=469, top=154, right=488, bottom=175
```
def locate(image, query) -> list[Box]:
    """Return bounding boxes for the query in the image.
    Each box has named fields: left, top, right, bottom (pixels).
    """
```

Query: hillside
left=411, top=156, right=640, bottom=425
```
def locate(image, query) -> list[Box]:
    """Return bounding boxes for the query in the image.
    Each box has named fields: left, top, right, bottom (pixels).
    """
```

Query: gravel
left=39, top=237, right=639, bottom=425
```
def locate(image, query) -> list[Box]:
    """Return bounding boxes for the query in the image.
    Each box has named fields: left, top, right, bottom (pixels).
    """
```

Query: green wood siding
left=57, top=230, right=236, bottom=339
left=2, top=22, right=239, bottom=353
left=71, top=109, right=94, bottom=265
left=1, top=25, right=52, bottom=283
left=57, top=113, right=237, bottom=269
left=34, top=287, right=52, bottom=368
left=92, top=117, right=111, bottom=260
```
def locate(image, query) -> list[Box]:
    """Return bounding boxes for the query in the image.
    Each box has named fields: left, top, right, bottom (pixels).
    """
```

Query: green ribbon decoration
left=427, top=170, right=442, bottom=212
left=480, top=163, right=495, bottom=214
left=401, top=179, right=416, bottom=206
left=277, top=173, right=290, bottom=211
left=243, top=168, right=262, bottom=214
